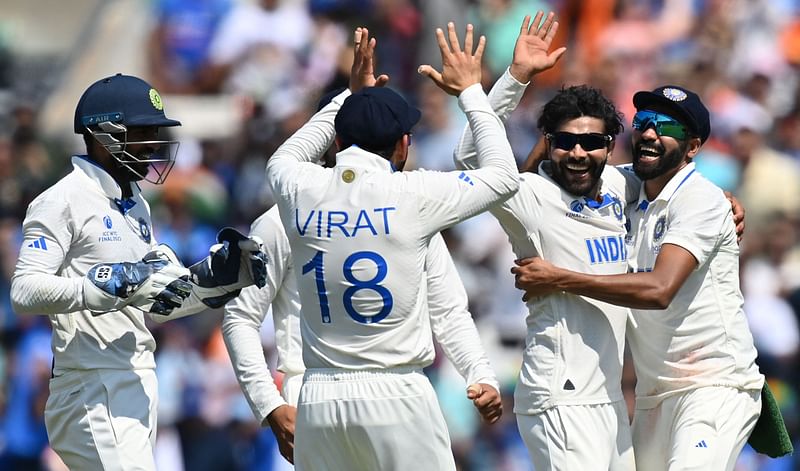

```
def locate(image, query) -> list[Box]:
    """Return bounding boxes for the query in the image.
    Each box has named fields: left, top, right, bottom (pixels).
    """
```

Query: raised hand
left=466, top=383, right=503, bottom=424
left=418, top=22, right=485, bottom=96
left=349, top=27, right=390, bottom=93
left=509, top=11, right=567, bottom=84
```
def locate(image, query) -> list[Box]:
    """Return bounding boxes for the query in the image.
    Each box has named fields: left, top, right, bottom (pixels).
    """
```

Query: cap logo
left=149, top=88, right=164, bottom=111
left=662, top=88, right=687, bottom=102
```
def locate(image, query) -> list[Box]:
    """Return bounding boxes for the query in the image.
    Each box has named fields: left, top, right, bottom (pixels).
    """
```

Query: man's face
left=631, top=108, right=691, bottom=181
left=119, top=126, right=162, bottom=181
left=547, top=116, right=611, bottom=197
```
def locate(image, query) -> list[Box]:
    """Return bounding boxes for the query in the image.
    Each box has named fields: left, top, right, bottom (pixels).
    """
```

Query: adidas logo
left=695, top=440, right=708, bottom=448
left=27, top=236, right=48, bottom=251
left=458, top=172, right=474, bottom=186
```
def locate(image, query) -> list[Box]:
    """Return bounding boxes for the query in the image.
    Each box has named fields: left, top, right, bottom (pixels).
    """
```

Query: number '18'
left=302, top=250, right=393, bottom=324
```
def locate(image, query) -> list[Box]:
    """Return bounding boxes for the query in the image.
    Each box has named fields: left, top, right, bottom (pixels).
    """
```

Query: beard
left=115, top=150, right=153, bottom=182
left=632, top=140, right=686, bottom=180
left=548, top=157, right=606, bottom=197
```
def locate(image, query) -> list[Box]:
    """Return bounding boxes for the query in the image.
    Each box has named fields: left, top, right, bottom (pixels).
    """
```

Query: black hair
left=537, top=85, right=624, bottom=137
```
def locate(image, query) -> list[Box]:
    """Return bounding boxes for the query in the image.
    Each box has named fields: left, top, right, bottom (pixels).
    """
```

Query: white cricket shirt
left=223, top=206, right=303, bottom=423
left=454, top=69, right=640, bottom=414
left=623, top=162, right=764, bottom=408
left=223, top=206, right=500, bottom=423
left=266, top=84, right=519, bottom=370
left=11, top=156, right=159, bottom=374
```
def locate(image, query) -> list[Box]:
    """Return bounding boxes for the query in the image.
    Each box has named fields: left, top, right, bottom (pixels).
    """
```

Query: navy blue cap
left=633, top=85, right=710, bottom=143
left=74, top=73, right=181, bottom=134
left=335, top=87, right=421, bottom=151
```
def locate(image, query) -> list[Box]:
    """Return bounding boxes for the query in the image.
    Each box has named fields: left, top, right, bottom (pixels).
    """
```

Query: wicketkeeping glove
left=83, top=248, right=193, bottom=315
left=186, top=227, right=268, bottom=308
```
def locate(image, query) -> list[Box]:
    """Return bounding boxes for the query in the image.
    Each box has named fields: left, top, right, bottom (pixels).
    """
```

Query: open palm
left=510, top=11, right=567, bottom=83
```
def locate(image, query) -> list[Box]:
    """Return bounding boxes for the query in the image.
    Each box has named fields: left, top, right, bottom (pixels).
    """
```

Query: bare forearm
left=553, top=269, right=673, bottom=309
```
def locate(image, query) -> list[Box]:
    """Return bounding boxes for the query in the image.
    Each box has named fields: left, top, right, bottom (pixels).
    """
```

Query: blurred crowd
left=1, top=0, right=799, bottom=469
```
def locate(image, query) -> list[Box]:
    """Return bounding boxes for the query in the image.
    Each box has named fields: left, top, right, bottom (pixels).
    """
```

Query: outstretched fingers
left=520, top=14, right=531, bottom=35
left=447, top=22, right=462, bottom=53
left=537, top=11, right=556, bottom=39
left=434, top=26, right=451, bottom=61
left=528, top=11, right=543, bottom=35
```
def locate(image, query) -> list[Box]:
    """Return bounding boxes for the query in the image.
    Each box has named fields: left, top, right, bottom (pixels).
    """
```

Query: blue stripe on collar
left=584, top=193, right=615, bottom=209
left=114, top=198, right=137, bottom=215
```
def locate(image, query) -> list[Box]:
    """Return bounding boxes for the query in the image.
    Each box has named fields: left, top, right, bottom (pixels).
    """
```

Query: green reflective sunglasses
left=632, top=110, right=689, bottom=140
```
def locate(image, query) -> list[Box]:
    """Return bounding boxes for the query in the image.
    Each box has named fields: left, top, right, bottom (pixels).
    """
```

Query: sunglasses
left=632, top=110, right=689, bottom=140
left=547, top=132, right=613, bottom=151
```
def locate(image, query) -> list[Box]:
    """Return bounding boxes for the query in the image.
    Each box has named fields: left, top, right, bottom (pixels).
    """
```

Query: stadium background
left=0, top=0, right=798, bottom=469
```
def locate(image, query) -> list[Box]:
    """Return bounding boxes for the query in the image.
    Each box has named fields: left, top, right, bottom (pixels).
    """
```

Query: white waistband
left=303, top=367, right=423, bottom=382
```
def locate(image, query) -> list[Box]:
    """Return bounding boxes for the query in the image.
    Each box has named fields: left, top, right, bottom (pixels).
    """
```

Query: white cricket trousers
left=45, top=368, right=158, bottom=471
left=632, top=386, right=760, bottom=471
left=294, top=367, right=456, bottom=471
left=516, top=400, right=635, bottom=470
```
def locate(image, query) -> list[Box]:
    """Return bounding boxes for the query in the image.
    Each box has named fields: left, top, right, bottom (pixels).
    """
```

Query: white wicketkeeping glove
left=82, top=248, right=193, bottom=315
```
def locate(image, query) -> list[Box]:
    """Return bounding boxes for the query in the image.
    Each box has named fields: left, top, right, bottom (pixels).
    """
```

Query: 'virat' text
left=295, top=207, right=397, bottom=238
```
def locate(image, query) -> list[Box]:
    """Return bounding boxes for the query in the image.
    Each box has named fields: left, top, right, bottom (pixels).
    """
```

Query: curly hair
left=537, top=85, right=624, bottom=137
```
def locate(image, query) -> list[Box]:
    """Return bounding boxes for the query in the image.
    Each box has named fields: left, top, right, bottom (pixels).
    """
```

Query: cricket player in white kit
left=454, top=13, right=640, bottom=470
left=10, top=74, right=267, bottom=470
left=514, top=85, right=764, bottom=470
left=223, top=207, right=502, bottom=465
left=266, top=25, right=517, bottom=470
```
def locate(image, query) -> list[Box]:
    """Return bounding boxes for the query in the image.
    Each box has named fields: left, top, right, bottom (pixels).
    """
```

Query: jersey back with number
left=277, top=154, right=446, bottom=370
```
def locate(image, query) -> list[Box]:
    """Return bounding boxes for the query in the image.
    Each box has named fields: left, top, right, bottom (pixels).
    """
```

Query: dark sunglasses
left=632, top=110, right=689, bottom=140
left=547, top=132, right=613, bottom=151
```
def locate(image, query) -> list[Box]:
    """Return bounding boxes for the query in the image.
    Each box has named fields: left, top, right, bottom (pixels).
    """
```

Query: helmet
left=74, top=73, right=182, bottom=184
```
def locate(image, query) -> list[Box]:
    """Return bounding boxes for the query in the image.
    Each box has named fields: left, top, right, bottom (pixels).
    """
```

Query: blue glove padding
left=187, top=227, right=268, bottom=308
left=83, top=250, right=192, bottom=315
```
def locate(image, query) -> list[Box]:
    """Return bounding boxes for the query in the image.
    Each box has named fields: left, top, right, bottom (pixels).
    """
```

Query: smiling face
left=546, top=116, right=612, bottom=197
left=631, top=106, right=697, bottom=182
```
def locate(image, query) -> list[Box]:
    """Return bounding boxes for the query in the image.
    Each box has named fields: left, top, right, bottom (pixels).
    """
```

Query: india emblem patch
left=149, top=88, right=164, bottom=111
left=653, top=215, right=667, bottom=242
left=662, top=88, right=687, bottom=102
left=138, top=217, right=152, bottom=243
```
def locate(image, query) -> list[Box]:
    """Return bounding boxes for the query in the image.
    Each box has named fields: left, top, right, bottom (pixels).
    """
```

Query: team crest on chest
left=103, top=215, right=113, bottom=229
left=570, top=200, right=584, bottom=213
left=138, top=218, right=152, bottom=243
left=612, top=199, right=623, bottom=221
left=653, top=215, right=667, bottom=242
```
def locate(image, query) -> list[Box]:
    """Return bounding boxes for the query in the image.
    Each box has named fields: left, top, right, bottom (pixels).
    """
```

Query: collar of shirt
left=72, top=155, right=141, bottom=214
left=635, top=161, right=697, bottom=212
left=335, top=146, right=395, bottom=173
